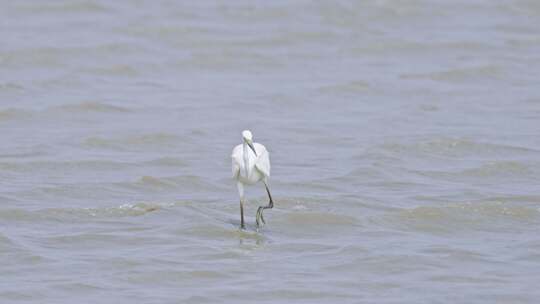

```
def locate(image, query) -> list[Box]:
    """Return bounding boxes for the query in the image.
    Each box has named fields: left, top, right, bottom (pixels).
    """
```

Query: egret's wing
left=231, top=144, right=242, bottom=178
left=232, top=158, right=240, bottom=178
left=254, top=144, right=270, bottom=177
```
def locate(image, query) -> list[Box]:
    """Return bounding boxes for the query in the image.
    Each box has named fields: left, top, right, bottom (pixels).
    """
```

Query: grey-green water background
left=1, top=1, right=540, bottom=303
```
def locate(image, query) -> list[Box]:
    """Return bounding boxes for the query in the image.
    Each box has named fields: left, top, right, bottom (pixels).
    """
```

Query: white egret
left=231, top=130, right=273, bottom=229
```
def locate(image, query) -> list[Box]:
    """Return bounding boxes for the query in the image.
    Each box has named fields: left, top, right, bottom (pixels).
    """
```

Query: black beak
left=247, top=141, right=257, bottom=156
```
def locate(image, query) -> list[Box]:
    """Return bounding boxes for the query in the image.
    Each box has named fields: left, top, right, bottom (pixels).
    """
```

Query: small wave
left=408, top=202, right=537, bottom=220
left=125, top=269, right=231, bottom=285
left=379, top=137, right=539, bottom=158
left=350, top=40, right=426, bottom=55
left=0, top=159, right=131, bottom=173
left=50, top=101, right=130, bottom=113
left=2, top=47, right=73, bottom=67
left=0, top=82, right=25, bottom=92
left=145, top=157, right=187, bottom=167
left=414, top=160, right=538, bottom=182
left=0, top=233, right=16, bottom=248
left=0, top=108, right=32, bottom=122
left=266, top=196, right=334, bottom=209
left=460, top=161, right=533, bottom=178
left=0, top=147, right=48, bottom=159
left=0, top=102, right=129, bottom=124
left=401, top=65, right=502, bottom=83
left=17, top=1, right=108, bottom=13
left=83, top=133, right=182, bottom=150
left=0, top=158, right=187, bottom=175
left=482, top=195, right=540, bottom=204
left=180, top=51, right=279, bottom=70
left=0, top=202, right=167, bottom=222
left=137, top=176, right=178, bottom=188
left=396, top=201, right=539, bottom=233
left=119, top=175, right=220, bottom=192
left=285, top=212, right=358, bottom=226
left=318, top=80, right=372, bottom=95
left=81, top=64, right=138, bottom=77
left=184, top=223, right=265, bottom=241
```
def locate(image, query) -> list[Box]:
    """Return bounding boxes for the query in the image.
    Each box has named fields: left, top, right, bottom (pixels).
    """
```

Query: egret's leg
left=237, top=182, right=246, bottom=229
left=256, top=181, right=274, bottom=228
left=240, top=199, right=245, bottom=229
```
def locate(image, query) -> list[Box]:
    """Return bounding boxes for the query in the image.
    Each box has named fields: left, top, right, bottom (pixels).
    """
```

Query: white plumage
left=232, top=142, right=270, bottom=183
left=231, top=130, right=274, bottom=229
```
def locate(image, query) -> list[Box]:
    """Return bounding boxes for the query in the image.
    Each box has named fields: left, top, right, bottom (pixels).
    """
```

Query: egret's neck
left=243, top=142, right=251, bottom=176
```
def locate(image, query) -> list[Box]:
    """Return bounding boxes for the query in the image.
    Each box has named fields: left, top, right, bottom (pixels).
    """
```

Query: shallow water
left=1, top=0, right=540, bottom=303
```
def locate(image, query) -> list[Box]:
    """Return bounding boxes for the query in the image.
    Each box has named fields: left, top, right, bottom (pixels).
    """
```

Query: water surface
left=1, top=1, right=540, bottom=303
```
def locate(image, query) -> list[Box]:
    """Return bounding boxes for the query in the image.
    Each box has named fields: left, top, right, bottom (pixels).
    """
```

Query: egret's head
left=242, top=130, right=253, bottom=142
left=241, top=130, right=257, bottom=156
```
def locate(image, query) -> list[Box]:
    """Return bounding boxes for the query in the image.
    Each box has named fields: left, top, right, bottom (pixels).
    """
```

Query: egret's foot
left=256, top=207, right=265, bottom=229
left=260, top=211, right=266, bottom=225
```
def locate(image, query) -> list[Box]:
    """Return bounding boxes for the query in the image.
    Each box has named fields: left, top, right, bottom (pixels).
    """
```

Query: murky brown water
left=1, top=1, right=540, bottom=303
